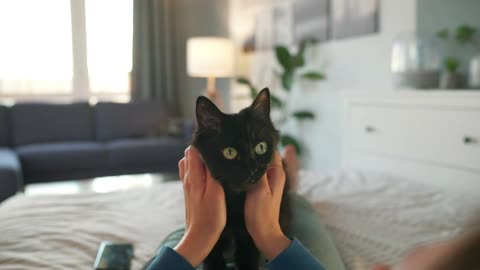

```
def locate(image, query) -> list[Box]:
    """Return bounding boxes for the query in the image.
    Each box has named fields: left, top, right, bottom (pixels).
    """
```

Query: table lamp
left=187, top=37, right=234, bottom=107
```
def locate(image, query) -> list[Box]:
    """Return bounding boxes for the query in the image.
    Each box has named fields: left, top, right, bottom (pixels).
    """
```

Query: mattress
left=0, top=171, right=479, bottom=270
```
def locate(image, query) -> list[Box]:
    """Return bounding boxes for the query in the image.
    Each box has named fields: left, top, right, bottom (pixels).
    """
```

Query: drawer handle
left=463, top=136, right=478, bottom=144
left=365, top=126, right=376, bottom=133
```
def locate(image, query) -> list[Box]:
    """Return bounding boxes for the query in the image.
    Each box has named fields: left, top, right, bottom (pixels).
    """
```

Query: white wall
left=229, top=0, right=417, bottom=169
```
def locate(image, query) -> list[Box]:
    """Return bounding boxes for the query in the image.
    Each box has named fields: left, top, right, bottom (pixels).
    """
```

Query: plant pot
left=469, top=54, right=480, bottom=89
left=392, top=70, right=439, bottom=89
left=440, top=71, right=464, bottom=89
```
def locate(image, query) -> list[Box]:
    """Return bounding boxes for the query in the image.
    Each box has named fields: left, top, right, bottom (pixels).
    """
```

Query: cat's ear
left=250, top=87, right=270, bottom=118
left=196, top=96, right=223, bottom=131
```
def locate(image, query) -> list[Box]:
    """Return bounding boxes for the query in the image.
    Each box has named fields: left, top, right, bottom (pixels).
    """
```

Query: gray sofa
left=0, top=101, right=191, bottom=202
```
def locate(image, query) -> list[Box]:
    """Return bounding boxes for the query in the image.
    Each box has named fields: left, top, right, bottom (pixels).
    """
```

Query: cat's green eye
left=223, top=147, right=238, bottom=160
left=255, top=142, right=268, bottom=155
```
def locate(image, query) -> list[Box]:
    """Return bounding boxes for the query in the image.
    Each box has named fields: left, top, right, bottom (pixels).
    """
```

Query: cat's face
left=192, top=88, right=279, bottom=192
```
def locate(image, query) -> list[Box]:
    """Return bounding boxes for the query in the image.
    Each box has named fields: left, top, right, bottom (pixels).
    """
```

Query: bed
left=1, top=91, right=479, bottom=270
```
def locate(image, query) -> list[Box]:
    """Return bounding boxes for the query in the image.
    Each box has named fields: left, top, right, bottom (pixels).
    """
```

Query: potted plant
left=440, top=57, right=463, bottom=89
left=437, top=25, right=480, bottom=89
left=237, top=40, right=325, bottom=154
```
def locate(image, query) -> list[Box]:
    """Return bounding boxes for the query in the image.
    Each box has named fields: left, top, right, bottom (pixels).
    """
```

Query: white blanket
left=298, top=171, right=480, bottom=269
left=0, top=171, right=479, bottom=270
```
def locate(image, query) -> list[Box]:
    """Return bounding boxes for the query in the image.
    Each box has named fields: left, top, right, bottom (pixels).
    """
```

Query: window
left=0, top=0, right=132, bottom=103
left=85, top=0, right=132, bottom=98
left=0, top=0, right=73, bottom=97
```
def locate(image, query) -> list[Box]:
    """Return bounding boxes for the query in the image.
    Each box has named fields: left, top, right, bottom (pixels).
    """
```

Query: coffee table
left=24, top=173, right=179, bottom=196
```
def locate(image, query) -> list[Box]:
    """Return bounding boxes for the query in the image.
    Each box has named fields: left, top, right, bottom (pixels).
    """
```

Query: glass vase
left=391, top=32, right=441, bottom=89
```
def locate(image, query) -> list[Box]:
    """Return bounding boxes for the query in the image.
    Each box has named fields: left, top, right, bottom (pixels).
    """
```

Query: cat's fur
left=192, top=88, right=291, bottom=270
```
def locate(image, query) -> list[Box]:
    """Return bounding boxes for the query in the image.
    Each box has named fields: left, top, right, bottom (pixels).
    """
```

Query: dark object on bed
left=94, top=241, right=134, bottom=270
left=0, top=102, right=192, bottom=202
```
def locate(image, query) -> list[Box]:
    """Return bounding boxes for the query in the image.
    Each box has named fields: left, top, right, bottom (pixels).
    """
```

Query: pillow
left=94, top=101, right=169, bottom=141
left=0, top=105, right=10, bottom=146
left=11, top=102, right=93, bottom=146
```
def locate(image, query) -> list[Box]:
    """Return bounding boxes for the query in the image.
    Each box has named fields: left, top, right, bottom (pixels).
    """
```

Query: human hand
left=244, top=151, right=291, bottom=260
left=174, top=146, right=226, bottom=267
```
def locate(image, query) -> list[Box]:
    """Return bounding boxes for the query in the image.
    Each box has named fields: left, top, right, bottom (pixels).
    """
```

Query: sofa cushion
left=0, top=148, right=22, bottom=202
left=0, top=106, right=9, bottom=147
left=16, top=142, right=107, bottom=181
left=11, top=102, right=93, bottom=146
left=106, top=137, right=184, bottom=169
left=95, top=101, right=168, bottom=141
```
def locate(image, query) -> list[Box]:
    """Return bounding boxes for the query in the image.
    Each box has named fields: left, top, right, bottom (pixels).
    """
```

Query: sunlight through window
left=0, top=0, right=132, bottom=102
left=86, top=0, right=133, bottom=95
left=0, top=0, right=73, bottom=95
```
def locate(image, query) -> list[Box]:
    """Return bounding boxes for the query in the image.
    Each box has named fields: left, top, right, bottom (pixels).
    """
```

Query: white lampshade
left=187, top=37, right=234, bottom=78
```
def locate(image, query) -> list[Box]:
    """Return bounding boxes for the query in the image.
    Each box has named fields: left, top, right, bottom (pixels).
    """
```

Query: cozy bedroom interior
left=0, top=0, right=479, bottom=269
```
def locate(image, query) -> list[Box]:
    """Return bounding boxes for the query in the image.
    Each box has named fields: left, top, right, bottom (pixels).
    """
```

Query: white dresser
left=343, top=90, right=480, bottom=194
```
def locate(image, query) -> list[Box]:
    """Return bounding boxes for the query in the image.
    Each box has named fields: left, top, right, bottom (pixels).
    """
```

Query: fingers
left=267, top=152, right=286, bottom=197
left=179, top=151, right=189, bottom=224
left=187, top=147, right=204, bottom=175
left=179, top=158, right=186, bottom=180
left=246, top=173, right=271, bottom=198
left=185, top=146, right=206, bottom=191
left=270, top=151, right=283, bottom=167
left=205, top=168, right=216, bottom=190
left=258, top=173, right=272, bottom=194
left=250, top=152, right=284, bottom=197
left=205, top=169, right=225, bottom=200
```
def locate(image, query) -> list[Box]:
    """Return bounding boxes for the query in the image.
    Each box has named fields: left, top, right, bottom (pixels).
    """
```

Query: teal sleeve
left=267, top=238, right=326, bottom=270
left=146, top=246, right=195, bottom=270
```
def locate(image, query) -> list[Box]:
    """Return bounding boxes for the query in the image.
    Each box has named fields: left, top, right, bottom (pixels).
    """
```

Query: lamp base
left=204, top=77, right=224, bottom=110
left=204, top=88, right=224, bottom=110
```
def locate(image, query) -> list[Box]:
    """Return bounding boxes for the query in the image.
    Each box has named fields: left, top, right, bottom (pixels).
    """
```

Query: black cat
left=192, top=88, right=291, bottom=270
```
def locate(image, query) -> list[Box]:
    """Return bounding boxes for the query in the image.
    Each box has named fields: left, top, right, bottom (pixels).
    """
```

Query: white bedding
left=0, top=171, right=479, bottom=270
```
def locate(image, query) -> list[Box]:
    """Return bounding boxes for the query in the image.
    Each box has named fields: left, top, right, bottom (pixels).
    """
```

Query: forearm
left=253, top=228, right=291, bottom=260
left=174, top=232, right=214, bottom=268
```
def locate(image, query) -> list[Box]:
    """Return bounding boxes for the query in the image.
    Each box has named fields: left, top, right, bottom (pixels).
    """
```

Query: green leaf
left=297, top=40, right=307, bottom=58
left=237, top=77, right=251, bottom=85
left=436, top=29, right=449, bottom=39
left=443, top=57, right=460, bottom=73
left=292, top=111, right=315, bottom=120
left=292, top=54, right=305, bottom=68
left=301, top=71, right=326, bottom=80
left=236, top=77, right=258, bottom=99
left=270, top=93, right=284, bottom=108
left=281, top=71, right=294, bottom=91
left=249, top=86, right=258, bottom=99
left=293, top=44, right=306, bottom=68
left=455, top=25, right=476, bottom=44
left=293, top=39, right=313, bottom=68
left=275, top=46, right=293, bottom=71
left=280, top=134, right=302, bottom=155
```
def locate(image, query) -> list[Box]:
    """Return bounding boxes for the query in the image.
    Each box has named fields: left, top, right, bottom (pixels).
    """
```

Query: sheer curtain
left=85, top=0, right=132, bottom=98
left=0, top=0, right=73, bottom=97
left=0, top=0, right=133, bottom=103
